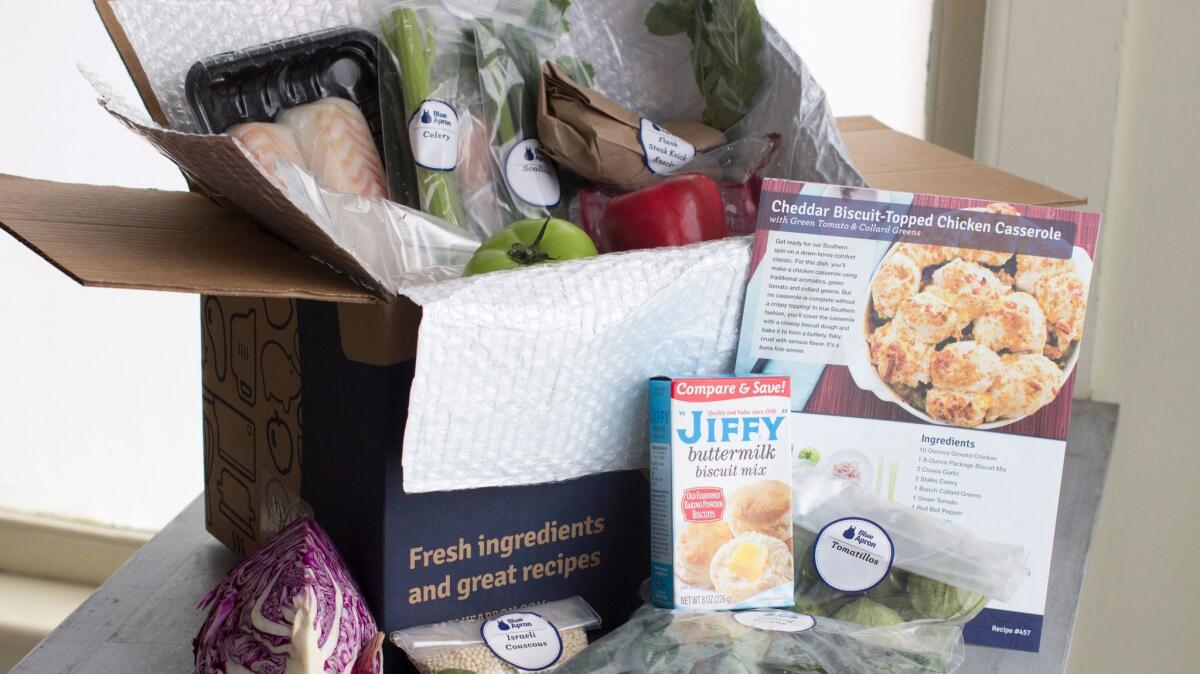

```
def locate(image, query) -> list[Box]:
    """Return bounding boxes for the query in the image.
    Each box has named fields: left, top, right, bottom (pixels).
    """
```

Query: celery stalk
left=381, top=7, right=468, bottom=228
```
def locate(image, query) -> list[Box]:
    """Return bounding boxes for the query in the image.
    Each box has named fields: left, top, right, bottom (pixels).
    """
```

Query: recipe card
left=736, top=179, right=1102, bottom=651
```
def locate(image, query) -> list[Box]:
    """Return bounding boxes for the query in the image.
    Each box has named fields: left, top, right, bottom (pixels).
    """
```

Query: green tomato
left=463, top=217, right=597, bottom=276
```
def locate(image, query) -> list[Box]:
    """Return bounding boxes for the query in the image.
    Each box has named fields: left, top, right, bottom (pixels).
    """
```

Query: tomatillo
left=463, top=217, right=598, bottom=276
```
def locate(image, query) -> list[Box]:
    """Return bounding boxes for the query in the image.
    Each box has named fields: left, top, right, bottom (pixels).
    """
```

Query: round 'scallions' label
left=638, top=118, right=696, bottom=175
left=408, top=99, right=459, bottom=171
left=480, top=612, right=563, bottom=671
left=505, top=139, right=561, bottom=207
left=812, top=517, right=895, bottom=593
left=734, top=610, right=816, bottom=633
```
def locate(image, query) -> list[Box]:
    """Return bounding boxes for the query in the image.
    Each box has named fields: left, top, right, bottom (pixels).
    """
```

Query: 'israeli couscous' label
left=734, top=610, right=816, bottom=633
left=812, top=517, right=894, bottom=593
left=481, top=612, right=563, bottom=671
left=649, top=375, right=794, bottom=611
left=409, top=99, right=459, bottom=171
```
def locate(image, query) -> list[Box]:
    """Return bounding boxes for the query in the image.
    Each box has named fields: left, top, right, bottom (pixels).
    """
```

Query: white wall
left=975, top=0, right=1129, bottom=399
left=760, top=0, right=933, bottom=139
left=1068, top=1, right=1200, bottom=671
left=0, top=1, right=933, bottom=532
left=0, top=1, right=196, bottom=532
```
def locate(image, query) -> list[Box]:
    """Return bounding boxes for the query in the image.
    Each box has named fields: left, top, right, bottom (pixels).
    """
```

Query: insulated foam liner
left=397, top=237, right=752, bottom=492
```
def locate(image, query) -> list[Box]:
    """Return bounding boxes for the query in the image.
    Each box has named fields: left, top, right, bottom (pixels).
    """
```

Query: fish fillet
left=279, top=98, right=388, bottom=200
left=227, top=122, right=305, bottom=190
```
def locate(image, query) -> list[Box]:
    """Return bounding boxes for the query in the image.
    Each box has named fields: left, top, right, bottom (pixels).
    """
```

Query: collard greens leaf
left=694, top=0, right=767, bottom=130
left=645, top=0, right=697, bottom=38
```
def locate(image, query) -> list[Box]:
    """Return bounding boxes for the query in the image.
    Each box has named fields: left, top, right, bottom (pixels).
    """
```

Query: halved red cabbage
left=194, top=517, right=382, bottom=674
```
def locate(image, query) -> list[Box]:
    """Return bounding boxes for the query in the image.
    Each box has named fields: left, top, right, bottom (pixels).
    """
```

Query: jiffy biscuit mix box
left=648, top=375, right=794, bottom=610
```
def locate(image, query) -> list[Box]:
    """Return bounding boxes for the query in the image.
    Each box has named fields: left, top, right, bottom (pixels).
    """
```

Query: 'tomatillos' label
left=505, top=139, right=561, bottom=207
left=639, top=118, right=696, bottom=175
left=480, top=612, right=563, bottom=671
left=812, top=517, right=895, bottom=592
left=735, top=609, right=817, bottom=633
left=409, top=99, right=459, bottom=171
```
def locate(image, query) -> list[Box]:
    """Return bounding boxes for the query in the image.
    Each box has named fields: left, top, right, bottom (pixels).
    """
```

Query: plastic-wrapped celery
left=380, top=2, right=502, bottom=235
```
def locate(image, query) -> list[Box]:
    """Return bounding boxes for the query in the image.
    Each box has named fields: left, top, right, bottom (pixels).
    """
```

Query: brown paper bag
left=537, top=62, right=725, bottom=190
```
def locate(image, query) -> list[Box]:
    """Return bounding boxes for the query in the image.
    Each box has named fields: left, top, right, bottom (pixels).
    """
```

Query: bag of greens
left=472, top=0, right=598, bottom=222
left=644, top=0, right=772, bottom=132
left=559, top=605, right=965, bottom=674
left=791, top=467, right=1029, bottom=627
left=377, top=0, right=504, bottom=236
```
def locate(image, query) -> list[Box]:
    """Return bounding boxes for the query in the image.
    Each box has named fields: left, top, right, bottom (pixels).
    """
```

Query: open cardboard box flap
left=0, top=174, right=373, bottom=302
left=0, top=118, right=1082, bottom=306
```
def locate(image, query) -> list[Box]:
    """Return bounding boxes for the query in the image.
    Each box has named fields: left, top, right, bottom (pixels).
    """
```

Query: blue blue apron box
left=200, top=296, right=649, bottom=671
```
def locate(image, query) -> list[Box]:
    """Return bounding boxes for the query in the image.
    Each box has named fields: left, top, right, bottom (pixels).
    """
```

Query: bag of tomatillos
left=558, top=605, right=966, bottom=674
left=390, top=596, right=600, bottom=674
left=791, top=467, right=1030, bottom=627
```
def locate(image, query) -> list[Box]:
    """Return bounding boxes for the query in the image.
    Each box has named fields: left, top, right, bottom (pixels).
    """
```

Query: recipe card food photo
left=735, top=180, right=1102, bottom=651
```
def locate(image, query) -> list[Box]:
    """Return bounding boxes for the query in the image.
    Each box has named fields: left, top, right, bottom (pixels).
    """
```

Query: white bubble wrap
left=397, top=237, right=751, bottom=492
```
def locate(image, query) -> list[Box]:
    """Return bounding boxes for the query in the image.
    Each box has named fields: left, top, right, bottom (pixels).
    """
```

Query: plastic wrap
left=390, top=596, right=600, bottom=674
left=376, top=0, right=504, bottom=236
left=558, top=605, right=965, bottom=674
left=278, top=163, right=480, bottom=279
left=791, top=467, right=1029, bottom=625
left=472, top=0, right=594, bottom=222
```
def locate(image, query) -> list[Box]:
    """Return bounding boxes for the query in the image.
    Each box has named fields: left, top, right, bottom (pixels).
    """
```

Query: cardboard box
left=0, top=4, right=1084, bottom=667
left=0, top=114, right=1082, bottom=623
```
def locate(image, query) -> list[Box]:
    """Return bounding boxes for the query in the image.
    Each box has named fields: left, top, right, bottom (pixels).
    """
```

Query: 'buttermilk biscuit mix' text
left=648, top=375, right=794, bottom=610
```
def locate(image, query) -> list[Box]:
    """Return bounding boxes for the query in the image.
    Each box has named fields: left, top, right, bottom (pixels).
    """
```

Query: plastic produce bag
left=558, top=605, right=965, bottom=674
left=473, top=0, right=597, bottom=221
left=644, top=0, right=772, bottom=131
left=377, top=0, right=504, bottom=236
left=391, top=596, right=600, bottom=674
left=791, top=467, right=1029, bottom=626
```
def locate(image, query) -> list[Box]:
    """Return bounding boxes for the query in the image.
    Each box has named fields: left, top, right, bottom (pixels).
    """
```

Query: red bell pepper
left=602, top=174, right=728, bottom=251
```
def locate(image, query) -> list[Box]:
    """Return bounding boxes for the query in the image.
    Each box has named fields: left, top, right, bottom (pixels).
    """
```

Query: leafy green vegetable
left=380, top=6, right=468, bottom=227
left=558, top=607, right=955, bottom=674
left=645, top=0, right=696, bottom=38
left=644, top=0, right=768, bottom=130
left=907, top=575, right=989, bottom=621
left=831, top=597, right=905, bottom=627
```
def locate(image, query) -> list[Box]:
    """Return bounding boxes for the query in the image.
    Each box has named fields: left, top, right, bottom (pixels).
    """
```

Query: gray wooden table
left=13, top=401, right=1118, bottom=674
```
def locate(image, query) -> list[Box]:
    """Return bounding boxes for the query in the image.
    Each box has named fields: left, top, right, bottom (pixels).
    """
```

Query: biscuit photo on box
left=674, top=521, right=733, bottom=589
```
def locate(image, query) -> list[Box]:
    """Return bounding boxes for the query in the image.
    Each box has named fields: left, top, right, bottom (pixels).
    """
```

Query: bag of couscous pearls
left=390, top=597, right=600, bottom=674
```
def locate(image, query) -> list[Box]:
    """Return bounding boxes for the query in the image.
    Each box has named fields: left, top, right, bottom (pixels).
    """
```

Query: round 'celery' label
left=481, top=612, right=563, bottom=671
left=505, top=139, right=561, bottom=207
left=409, top=99, right=459, bottom=171
left=734, top=609, right=816, bottom=633
left=812, top=517, right=895, bottom=593
left=639, top=118, right=696, bottom=175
